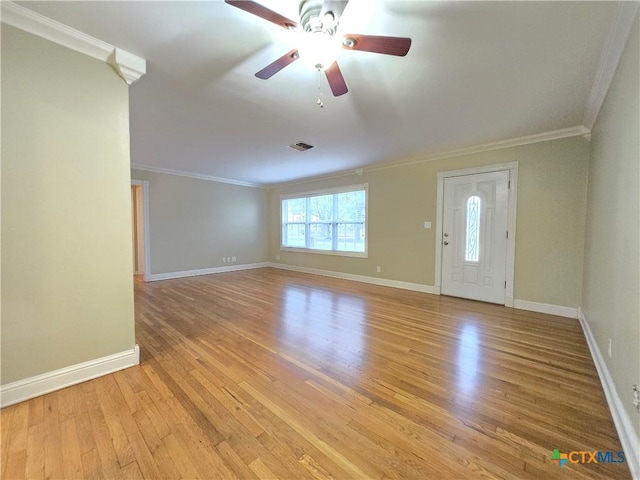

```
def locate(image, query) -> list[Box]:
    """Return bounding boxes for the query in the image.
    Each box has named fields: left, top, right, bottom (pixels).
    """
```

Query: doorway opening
left=131, top=180, right=150, bottom=280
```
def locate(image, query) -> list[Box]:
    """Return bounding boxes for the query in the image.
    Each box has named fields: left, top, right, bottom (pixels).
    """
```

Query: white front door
left=441, top=170, right=509, bottom=304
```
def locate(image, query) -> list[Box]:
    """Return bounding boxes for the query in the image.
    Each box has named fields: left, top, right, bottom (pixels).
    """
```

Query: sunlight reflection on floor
left=278, top=285, right=368, bottom=370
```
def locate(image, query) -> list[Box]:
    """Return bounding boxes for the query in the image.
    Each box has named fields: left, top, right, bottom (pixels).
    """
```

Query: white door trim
left=131, top=179, right=151, bottom=281
left=435, top=162, right=518, bottom=306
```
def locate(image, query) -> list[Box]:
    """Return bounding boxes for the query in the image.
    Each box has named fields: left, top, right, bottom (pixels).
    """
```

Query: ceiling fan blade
left=255, top=49, right=299, bottom=79
left=225, top=1, right=298, bottom=30
left=325, top=62, right=348, bottom=97
left=320, top=1, right=350, bottom=23
left=342, top=34, right=412, bottom=56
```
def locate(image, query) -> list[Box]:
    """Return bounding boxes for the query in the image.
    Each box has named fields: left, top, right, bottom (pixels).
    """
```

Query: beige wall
left=130, top=170, right=268, bottom=274
left=268, top=136, right=590, bottom=308
left=1, top=26, right=136, bottom=384
left=582, top=13, right=639, bottom=439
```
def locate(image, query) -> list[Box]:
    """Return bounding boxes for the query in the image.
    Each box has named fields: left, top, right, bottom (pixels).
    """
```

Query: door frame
left=131, top=179, right=151, bottom=281
left=435, top=162, right=518, bottom=307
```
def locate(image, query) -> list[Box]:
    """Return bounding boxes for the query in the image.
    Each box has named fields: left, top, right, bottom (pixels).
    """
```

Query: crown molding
left=266, top=169, right=360, bottom=190
left=583, top=1, right=639, bottom=129
left=268, top=125, right=590, bottom=188
left=130, top=164, right=264, bottom=189
left=1, top=2, right=146, bottom=84
left=141, top=125, right=590, bottom=190
left=108, top=48, right=147, bottom=85
left=369, top=126, right=591, bottom=172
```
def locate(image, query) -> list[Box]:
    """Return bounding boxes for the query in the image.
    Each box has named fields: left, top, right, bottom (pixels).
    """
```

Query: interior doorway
left=131, top=180, right=150, bottom=279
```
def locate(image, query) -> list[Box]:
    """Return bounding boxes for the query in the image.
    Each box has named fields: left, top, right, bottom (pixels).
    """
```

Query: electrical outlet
left=227, top=257, right=231, bottom=263
left=608, top=338, right=612, bottom=358
left=424, top=221, right=431, bottom=229
left=376, top=266, right=381, bottom=273
left=231, top=256, right=236, bottom=262
left=222, top=257, right=226, bottom=263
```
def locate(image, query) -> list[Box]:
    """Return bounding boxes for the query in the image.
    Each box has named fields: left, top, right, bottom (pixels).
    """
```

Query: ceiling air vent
left=288, top=141, right=314, bottom=152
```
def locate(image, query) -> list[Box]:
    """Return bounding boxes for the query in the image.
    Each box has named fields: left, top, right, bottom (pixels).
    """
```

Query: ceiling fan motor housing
left=299, top=0, right=336, bottom=35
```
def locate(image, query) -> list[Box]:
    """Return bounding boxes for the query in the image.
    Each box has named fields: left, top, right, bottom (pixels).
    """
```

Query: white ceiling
left=17, top=1, right=618, bottom=186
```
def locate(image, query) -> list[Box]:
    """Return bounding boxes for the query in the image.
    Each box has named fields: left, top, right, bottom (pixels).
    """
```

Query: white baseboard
left=577, top=309, right=639, bottom=480
left=0, top=345, right=140, bottom=408
left=578, top=308, right=640, bottom=479
left=513, top=299, right=578, bottom=318
left=268, top=262, right=438, bottom=294
left=146, top=262, right=270, bottom=282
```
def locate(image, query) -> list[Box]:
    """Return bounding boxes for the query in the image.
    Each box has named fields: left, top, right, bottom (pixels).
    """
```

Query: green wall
left=268, top=136, right=590, bottom=308
left=130, top=169, right=268, bottom=275
left=582, top=13, right=640, bottom=440
left=1, top=26, right=136, bottom=384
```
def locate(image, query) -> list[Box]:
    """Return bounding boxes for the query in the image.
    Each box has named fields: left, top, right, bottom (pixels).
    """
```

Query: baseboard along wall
left=145, top=262, right=270, bottom=281
left=0, top=345, right=140, bottom=408
left=268, top=262, right=438, bottom=294
left=512, top=299, right=579, bottom=318
left=577, top=309, right=639, bottom=480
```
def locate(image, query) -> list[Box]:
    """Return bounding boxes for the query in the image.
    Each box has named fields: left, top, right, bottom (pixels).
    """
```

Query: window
left=465, top=195, right=481, bottom=262
left=281, top=185, right=367, bottom=256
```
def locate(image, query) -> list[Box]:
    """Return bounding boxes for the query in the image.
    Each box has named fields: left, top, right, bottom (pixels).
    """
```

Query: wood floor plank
left=26, top=396, right=44, bottom=428
left=119, top=459, right=144, bottom=480
left=238, top=379, right=373, bottom=479
left=81, top=384, right=123, bottom=480
left=156, top=398, right=234, bottom=479
left=161, top=432, right=202, bottom=480
left=3, top=402, right=28, bottom=480
left=43, top=394, right=64, bottom=480
left=124, top=430, right=163, bottom=479
left=299, top=452, right=336, bottom=480
left=0, top=268, right=632, bottom=479
left=216, top=440, right=260, bottom=480
left=73, top=383, right=98, bottom=458
left=60, top=418, right=84, bottom=479
left=25, top=422, right=45, bottom=480
left=92, top=376, right=137, bottom=468
left=57, top=386, right=82, bottom=424
left=247, top=457, right=278, bottom=479
left=80, top=448, right=103, bottom=480
left=1, top=406, right=15, bottom=479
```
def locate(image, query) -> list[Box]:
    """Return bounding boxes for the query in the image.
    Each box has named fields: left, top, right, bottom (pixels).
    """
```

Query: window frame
left=280, top=184, right=368, bottom=258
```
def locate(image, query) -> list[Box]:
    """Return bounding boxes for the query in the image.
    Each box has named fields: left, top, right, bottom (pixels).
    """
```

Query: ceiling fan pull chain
left=316, top=67, right=324, bottom=108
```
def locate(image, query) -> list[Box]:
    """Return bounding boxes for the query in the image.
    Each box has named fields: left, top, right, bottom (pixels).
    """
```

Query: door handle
left=443, top=241, right=449, bottom=246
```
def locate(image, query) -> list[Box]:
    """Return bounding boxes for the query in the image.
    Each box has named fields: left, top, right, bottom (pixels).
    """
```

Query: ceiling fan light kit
left=225, top=0, right=412, bottom=103
left=297, top=31, right=341, bottom=70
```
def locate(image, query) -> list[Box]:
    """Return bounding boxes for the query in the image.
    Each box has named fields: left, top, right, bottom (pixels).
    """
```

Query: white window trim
left=280, top=183, right=368, bottom=200
left=280, top=183, right=369, bottom=258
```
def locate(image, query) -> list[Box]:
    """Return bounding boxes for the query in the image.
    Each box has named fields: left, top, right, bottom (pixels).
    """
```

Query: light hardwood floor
left=1, top=268, right=631, bottom=479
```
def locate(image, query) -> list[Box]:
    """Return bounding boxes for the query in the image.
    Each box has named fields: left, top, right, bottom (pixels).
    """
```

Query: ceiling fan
left=225, top=0, right=411, bottom=97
